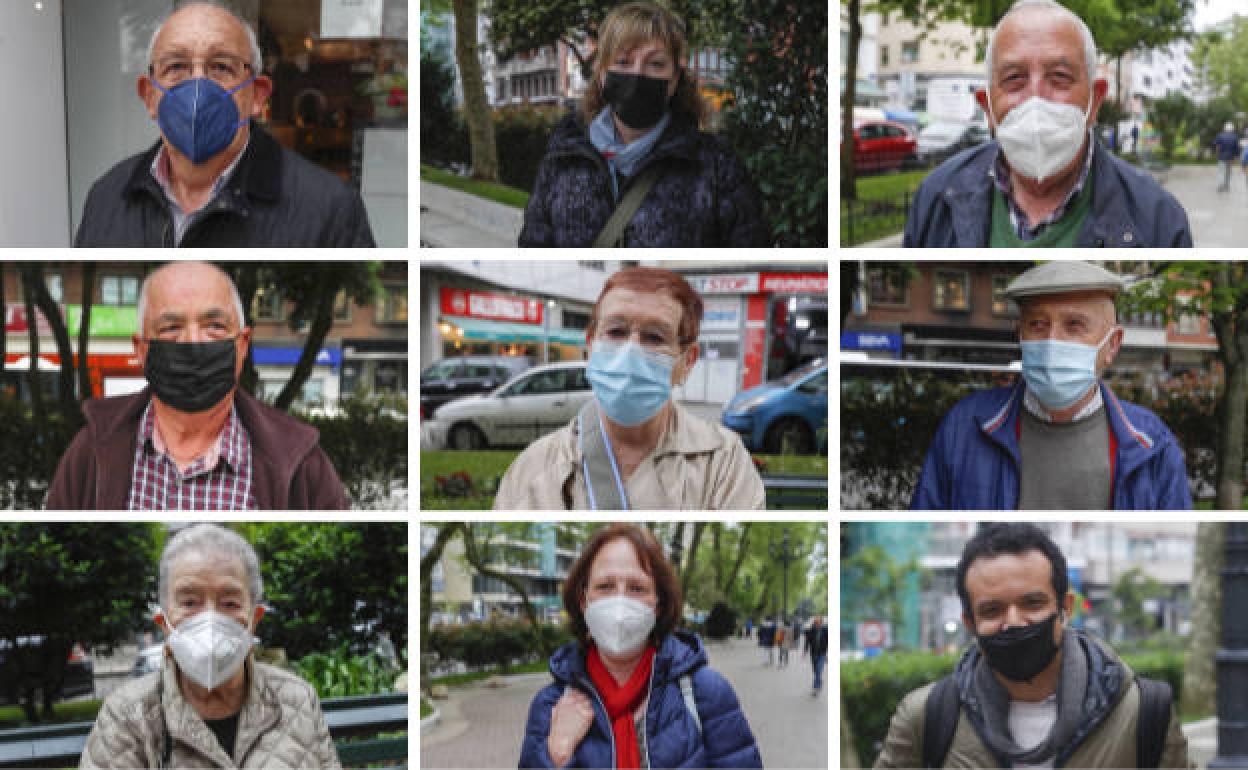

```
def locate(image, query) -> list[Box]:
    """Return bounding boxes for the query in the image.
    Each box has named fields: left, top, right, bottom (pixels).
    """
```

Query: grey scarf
left=969, top=628, right=1087, bottom=765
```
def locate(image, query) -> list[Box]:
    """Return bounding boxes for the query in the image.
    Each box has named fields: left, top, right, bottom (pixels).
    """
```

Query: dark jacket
left=803, top=625, right=828, bottom=657
left=74, top=124, right=375, bottom=247
left=46, top=388, right=348, bottom=510
left=873, top=632, right=1189, bottom=768
left=1214, top=130, right=1242, bottom=162
left=519, top=112, right=769, bottom=247
left=902, top=140, right=1192, bottom=247
left=911, top=381, right=1192, bottom=510
left=519, top=632, right=762, bottom=769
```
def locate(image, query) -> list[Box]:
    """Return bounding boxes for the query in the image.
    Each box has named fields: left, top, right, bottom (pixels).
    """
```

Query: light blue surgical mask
left=1020, top=327, right=1117, bottom=410
left=586, top=341, right=675, bottom=426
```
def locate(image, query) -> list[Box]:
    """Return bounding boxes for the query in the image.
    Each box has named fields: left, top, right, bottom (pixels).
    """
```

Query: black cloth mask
left=975, top=611, right=1061, bottom=682
left=602, top=71, right=671, bottom=130
left=144, top=338, right=238, bottom=413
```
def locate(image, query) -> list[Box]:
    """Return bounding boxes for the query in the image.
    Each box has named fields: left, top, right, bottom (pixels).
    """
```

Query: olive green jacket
left=873, top=648, right=1189, bottom=768
left=80, top=657, right=340, bottom=769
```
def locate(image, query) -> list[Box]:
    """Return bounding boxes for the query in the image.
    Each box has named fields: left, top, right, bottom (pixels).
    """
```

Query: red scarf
left=586, top=644, right=656, bottom=770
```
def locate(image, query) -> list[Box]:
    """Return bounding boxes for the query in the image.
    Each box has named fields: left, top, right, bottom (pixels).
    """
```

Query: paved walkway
left=421, top=637, right=828, bottom=769
left=420, top=181, right=523, bottom=247
left=1162, top=163, right=1248, bottom=247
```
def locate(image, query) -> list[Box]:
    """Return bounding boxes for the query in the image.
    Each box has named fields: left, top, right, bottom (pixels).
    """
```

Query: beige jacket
left=81, top=657, right=341, bottom=769
left=493, top=402, right=765, bottom=510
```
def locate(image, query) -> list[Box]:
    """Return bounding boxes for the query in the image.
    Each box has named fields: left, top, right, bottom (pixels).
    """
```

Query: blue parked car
left=722, top=359, right=827, bottom=454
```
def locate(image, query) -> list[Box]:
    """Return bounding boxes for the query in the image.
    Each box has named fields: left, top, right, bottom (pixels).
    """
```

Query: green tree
left=487, top=0, right=606, bottom=80
left=239, top=523, right=407, bottom=660
left=1191, top=18, right=1248, bottom=114
left=1182, top=521, right=1223, bottom=716
left=1110, top=567, right=1167, bottom=640
left=1148, top=92, right=1192, bottom=162
left=419, top=522, right=460, bottom=692
left=454, top=0, right=500, bottom=180
left=458, top=522, right=555, bottom=657
left=840, top=543, right=924, bottom=648
left=0, top=523, right=157, bottom=722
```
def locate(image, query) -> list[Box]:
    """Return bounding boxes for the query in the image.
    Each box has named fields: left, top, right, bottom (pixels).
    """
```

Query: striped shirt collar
left=1023, top=385, right=1104, bottom=423
left=142, top=400, right=246, bottom=473
left=990, top=129, right=1095, bottom=242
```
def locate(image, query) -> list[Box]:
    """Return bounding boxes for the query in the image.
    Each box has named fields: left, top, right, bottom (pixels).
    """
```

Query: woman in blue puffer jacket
left=519, top=524, right=762, bottom=769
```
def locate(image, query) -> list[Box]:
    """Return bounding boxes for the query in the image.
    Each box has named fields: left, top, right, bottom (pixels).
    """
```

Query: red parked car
left=850, top=120, right=918, bottom=173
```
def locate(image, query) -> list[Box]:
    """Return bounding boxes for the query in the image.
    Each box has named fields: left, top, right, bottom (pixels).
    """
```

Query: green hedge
left=427, top=621, right=572, bottom=671
left=842, top=648, right=1186, bottom=765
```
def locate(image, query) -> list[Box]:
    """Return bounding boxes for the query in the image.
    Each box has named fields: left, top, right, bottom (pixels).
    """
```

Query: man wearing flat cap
left=912, top=261, right=1191, bottom=510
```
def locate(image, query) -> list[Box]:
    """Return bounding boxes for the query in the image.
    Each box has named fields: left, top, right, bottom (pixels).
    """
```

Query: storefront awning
left=252, top=346, right=342, bottom=368
left=443, top=317, right=585, bottom=345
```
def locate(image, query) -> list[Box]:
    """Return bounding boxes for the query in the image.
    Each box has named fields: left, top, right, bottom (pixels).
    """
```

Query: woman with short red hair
left=495, top=267, right=764, bottom=510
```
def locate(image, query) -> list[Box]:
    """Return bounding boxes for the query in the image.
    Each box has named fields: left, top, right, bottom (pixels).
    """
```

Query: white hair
left=159, top=523, right=264, bottom=610
left=137, top=262, right=247, bottom=331
left=146, top=0, right=264, bottom=75
left=985, top=0, right=1098, bottom=87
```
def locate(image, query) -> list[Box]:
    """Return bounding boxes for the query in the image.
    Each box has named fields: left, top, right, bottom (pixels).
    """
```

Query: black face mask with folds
left=602, top=71, right=671, bottom=130
left=144, top=338, right=237, bottom=413
left=975, top=612, right=1061, bottom=682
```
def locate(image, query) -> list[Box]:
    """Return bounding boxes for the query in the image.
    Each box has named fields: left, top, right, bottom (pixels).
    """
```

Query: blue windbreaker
left=911, top=382, right=1192, bottom=510
left=519, top=631, right=762, bottom=769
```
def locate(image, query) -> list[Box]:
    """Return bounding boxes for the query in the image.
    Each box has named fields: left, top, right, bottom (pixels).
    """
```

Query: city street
left=1162, top=163, right=1248, bottom=247
left=421, top=636, right=828, bottom=768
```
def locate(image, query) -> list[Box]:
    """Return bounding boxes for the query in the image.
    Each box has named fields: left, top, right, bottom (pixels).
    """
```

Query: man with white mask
left=903, top=0, right=1192, bottom=248
left=912, top=262, right=1191, bottom=510
left=81, top=524, right=341, bottom=769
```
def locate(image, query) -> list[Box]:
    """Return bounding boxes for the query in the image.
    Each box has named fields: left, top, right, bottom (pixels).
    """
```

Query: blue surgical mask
left=586, top=341, right=675, bottom=426
left=152, top=76, right=254, bottom=164
left=1020, top=327, right=1116, bottom=410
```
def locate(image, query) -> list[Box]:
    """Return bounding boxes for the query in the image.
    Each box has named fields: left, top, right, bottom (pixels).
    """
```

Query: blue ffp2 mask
left=1020, top=327, right=1116, bottom=410
left=586, top=341, right=676, bottom=426
left=152, top=76, right=254, bottom=164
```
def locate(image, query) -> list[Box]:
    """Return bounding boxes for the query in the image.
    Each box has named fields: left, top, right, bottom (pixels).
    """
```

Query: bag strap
left=680, top=674, right=702, bottom=737
left=1135, top=675, right=1173, bottom=769
left=592, top=165, right=662, bottom=247
left=922, top=675, right=959, bottom=769
left=577, top=401, right=628, bottom=511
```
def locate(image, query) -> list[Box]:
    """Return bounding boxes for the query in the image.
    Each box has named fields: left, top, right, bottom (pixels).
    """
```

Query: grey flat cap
left=1003, top=261, right=1124, bottom=300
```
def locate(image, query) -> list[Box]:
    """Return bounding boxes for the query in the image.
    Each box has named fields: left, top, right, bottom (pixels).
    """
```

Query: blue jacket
left=902, top=140, right=1192, bottom=248
left=519, top=632, right=762, bottom=769
left=911, top=382, right=1192, bottom=510
left=1214, top=131, right=1242, bottom=162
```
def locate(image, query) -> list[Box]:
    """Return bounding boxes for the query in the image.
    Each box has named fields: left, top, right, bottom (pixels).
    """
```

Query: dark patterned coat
left=519, top=112, right=770, bottom=247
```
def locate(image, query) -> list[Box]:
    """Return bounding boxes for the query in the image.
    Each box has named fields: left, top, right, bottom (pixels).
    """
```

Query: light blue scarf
left=588, top=107, right=671, bottom=201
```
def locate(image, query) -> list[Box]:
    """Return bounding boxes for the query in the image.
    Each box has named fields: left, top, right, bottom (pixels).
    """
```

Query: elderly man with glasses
left=75, top=1, right=375, bottom=247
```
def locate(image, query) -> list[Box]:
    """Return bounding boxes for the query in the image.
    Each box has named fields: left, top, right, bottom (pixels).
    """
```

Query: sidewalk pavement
left=420, top=181, right=523, bottom=247
left=420, top=637, right=828, bottom=769
left=1162, top=163, right=1248, bottom=247
left=1184, top=717, right=1215, bottom=769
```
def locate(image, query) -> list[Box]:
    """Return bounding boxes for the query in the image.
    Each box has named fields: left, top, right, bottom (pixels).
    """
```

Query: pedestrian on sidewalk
left=744, top=617, right=753, bottom=640
left=517, top=1, right=769, bottom=248
left=758, top=617, right=776, bottom=665
left=1242, top=139, right=1248, bottom=196
left=1215, top=122, right=1241, bottom=193
left=520, top=523, right=762, bottom=769
left=802, top=615, right=828, bottom=697
left=775, top=620, right=788, bottom=668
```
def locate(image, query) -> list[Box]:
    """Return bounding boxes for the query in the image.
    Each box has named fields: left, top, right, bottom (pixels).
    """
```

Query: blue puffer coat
left=518, top=112, right=769, bottom=248
left=519, top=631, right=762, bottom=769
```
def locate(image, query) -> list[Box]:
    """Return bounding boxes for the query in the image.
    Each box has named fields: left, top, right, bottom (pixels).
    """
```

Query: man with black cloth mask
left=47, top=261, right=346, bottom=510
left=874, top=523, right=1188, bottom=768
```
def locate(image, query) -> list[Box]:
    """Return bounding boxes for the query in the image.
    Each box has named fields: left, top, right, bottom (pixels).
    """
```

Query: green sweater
left=990, top=166, right=1095, bottom=247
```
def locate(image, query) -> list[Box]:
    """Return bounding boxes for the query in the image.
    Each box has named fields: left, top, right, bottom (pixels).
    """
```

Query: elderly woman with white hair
left=80, top=523, right=341, bottom=769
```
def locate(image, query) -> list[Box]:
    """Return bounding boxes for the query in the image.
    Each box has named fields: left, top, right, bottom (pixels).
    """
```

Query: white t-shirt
left=1008, top=694, right=1058, bottom=768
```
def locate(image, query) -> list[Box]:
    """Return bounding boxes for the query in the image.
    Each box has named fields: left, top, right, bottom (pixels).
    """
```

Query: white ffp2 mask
left=991, top=95, right=1090, bottom=182
left=584, top=596, right=656, bottom=657
left=165, top=609, right=252, bottom=690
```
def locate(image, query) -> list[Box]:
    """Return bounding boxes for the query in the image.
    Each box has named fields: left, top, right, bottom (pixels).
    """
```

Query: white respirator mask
left=991, top=94, right=1091, bottom=183
left=584, top=596, right=657, bottom=657
left=164, top=609, right=252, bottom=691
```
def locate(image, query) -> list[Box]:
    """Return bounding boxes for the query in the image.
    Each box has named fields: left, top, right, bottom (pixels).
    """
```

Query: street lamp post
left=1212, top=522, right=1248, bottom=768
left=770, top=528, right=793, bottom=619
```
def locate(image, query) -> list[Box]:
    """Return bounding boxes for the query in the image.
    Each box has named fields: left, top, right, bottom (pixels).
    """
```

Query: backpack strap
left=577, top=400, right=628, bottom=511
left=592, top=165, right=662, bottom=247
left=922, top=675, right=960, bottom=769
left=1135, top=675, right=1173, bottom=769
left=680, top=674, right=702, bottom=737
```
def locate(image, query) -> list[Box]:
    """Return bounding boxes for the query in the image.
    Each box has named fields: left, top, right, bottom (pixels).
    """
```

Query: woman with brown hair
left=517, top=2, right=768, bottom=247
left=519, top=524, right=762, bottom=768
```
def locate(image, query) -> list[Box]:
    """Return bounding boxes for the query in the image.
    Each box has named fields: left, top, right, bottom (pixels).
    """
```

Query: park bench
left=763, top=474, right=828, bottom=509
left=0, top=692, right=407, bottom=768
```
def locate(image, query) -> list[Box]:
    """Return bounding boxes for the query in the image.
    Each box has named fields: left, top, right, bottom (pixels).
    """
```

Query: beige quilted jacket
left=80, top=656, right=341, bottom=769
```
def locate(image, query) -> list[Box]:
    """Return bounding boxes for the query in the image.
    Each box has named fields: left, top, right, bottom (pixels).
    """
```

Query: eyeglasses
left=150, top=53, right=253, bottom=88
left=595, top=322, right=687, bottom=354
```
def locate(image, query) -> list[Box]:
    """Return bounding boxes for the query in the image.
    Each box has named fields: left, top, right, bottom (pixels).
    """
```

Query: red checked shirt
left=126, top=401, right=257, bottom=511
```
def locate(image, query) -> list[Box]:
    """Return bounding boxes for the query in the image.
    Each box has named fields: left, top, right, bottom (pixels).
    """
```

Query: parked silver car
left=423, top=362, right=594, bottom=450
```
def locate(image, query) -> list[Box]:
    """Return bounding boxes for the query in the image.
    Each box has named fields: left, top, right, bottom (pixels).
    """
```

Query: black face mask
left=602, top=71, right=671, bottom=130
left=976, top=612, right=1061, bottom=682
left=144, top=338, right=238, bottom=413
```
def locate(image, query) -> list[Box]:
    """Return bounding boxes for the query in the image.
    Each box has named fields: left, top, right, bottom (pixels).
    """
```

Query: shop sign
left=441, top=288, right=543, bottom=324
left=4, top=304, right=55, bottom=335
left=700, top=297, right=741, bottom=330
left=65, top=305, right=138, bottom=337
left=760, top=272, right=828, bottom=294
left=685, top=273, right=759, bottom=294
left=321, top=0, right=384, bottom=38
left=841, top=331, right=901, bottom=352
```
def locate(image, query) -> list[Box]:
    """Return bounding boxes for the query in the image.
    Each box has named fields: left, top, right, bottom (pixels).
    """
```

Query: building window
left=880, top=46, right=890, bottom=68
left=932, top=270, right=970, bottom=311
left=1176, top=296, right=1201, bottom=336
left=253, top=287, right=285, bottom=322
left=562, top=310, right=590, bottom=330
left=375, top=284, right=407, bottom=323
left=333, top=289, right=352, bottom=322
left=867, top=266, right=907, bottom=305
left=902, top=41, right=920, bottom=64
left=100, top=275, right=139, bottom=306
left=45, top=274, right=64, bottom=304
left=579, top=261, right=605, bottom=271
left=990, top=275, right=1015, bottom=316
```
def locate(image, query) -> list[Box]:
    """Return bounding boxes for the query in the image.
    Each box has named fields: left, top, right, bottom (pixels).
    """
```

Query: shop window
left=990, top=275, right=1015, bottom=317
left=100, top=275, right=140, bottom=306
left=867, top=266, right=907, bottom=305
left=902, top=41, right=920, bottom=64
left=375, top=284, right=407, bottom=323
left=374, top=360, right=405, bottom=393
left=562, top=310, right=589, bottom=330
left=932, top=270, right=970, bottom=312
left=333, top=289, right=351, bottom=321
left=253, top=287, right=286, bottom=322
